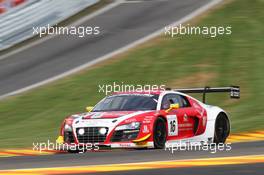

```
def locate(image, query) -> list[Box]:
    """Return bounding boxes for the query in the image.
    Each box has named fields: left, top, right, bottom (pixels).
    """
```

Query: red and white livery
left=57, top=86, right=240, bottom=151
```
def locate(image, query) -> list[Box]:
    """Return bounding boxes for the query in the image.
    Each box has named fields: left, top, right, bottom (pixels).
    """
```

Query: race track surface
left=0, top=141, right=263, bottom=171
left=0, top=0, right=213, bottom=97
left=86, top=163, right=264, bottom=175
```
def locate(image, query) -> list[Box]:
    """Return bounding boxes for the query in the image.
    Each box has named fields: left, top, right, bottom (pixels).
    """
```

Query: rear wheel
left=214, top=113, right=230, bottom=144
left=153, top=117, right=167, bottom=149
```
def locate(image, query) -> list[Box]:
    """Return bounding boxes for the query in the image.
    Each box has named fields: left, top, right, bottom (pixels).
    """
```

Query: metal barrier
left=0, top=0, right=99, bottom=51
left=0, top=0, right=27, bottom=14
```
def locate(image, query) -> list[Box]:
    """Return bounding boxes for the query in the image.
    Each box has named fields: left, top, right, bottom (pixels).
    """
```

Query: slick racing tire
left=214, top=113, right=230, bottom=144
left=153, top=117, right=167, bottom=149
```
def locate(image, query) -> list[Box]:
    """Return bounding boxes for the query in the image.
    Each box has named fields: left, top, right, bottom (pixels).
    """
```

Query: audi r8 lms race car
left=56, top=86, right=240, bottom=152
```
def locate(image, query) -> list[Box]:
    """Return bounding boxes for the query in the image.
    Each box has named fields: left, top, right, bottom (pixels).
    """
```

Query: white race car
left=56, top=86, right=240, bottom=152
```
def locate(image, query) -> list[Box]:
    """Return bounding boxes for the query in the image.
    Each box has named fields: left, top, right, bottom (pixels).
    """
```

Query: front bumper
left=55, top=141, right=154, bottom=151
left=56, top=133, right=153, bottom=150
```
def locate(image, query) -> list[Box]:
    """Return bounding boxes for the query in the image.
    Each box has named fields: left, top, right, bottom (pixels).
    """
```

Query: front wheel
left=153, top=117, right=167, bottom=149
left=214, top=113, right=230, bottom=144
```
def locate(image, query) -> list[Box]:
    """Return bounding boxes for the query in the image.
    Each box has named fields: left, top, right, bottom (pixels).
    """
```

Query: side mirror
left=86, top=106, right=94, bottom=112
left=166, top=103, right=180, bottom=113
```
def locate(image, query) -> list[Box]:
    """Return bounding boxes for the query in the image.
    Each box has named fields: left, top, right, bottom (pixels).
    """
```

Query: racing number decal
left=170, top=120, right=176, bottom=133
left=167, top=115, right=178, bottom=136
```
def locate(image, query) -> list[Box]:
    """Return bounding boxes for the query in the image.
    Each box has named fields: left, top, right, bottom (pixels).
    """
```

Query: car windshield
left=92, top=94, right=159, bottom=112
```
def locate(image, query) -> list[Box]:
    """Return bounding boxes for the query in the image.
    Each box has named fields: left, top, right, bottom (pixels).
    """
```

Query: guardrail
left=0, top=0, right=27, bottom=14
left=0, top=0, right=99, bottom=51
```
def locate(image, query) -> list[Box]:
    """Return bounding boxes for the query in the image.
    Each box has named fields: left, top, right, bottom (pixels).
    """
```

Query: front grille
left=76, top=127, right=108, bottom=143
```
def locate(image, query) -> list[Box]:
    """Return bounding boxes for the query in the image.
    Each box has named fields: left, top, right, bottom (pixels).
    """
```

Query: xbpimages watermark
left=165, top=141, right=232, bottom=154
left=33, top=140, right=100, bottom=153
left=33, top=24, right=100, bottom=38
left=98, top=82, right=166, bottom=95
left=165, top=24, right=232, bottom=38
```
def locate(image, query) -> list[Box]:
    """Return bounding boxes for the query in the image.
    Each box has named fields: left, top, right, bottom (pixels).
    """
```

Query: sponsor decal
left=125, top=118, right=137, bottom=123
left=143, top=115, right=153, bottom=124
left=143, top=120, right=151, bottom=124
left=118, top=143, right=134, bottom=147
left=179, top=123, right=193, bottom=127
left=106, top=112, right=125, bottom=117
left=183, top=114, right=188, bottom=122
left=142, top=125, right=150, bottom=133
left=144, top=116, right=154, bottom=119
left=179, top=128, right=193, bottom=131
left=77, top=120, right=100, bottom=125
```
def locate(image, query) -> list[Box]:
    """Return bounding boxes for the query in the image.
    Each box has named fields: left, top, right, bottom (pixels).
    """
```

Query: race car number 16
left=167, top=115, right=178, bottom=136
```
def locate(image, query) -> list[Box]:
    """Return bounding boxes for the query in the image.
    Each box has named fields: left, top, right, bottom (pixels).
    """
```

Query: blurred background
left=0, top=0, right=263, bottom=149
left=0, top=0, right=26, bottom=14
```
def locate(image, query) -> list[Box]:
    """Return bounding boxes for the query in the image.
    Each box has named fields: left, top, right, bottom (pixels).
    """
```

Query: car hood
left=81, top=111, right=138, bottom=119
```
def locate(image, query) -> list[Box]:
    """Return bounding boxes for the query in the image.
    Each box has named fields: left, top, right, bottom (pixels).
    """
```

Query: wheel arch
left=152, top=115, right=167, bottom=149
left=213, top=111, right=231, bottom=143
left=153, top=115, right=168, bottom=134
left=156, top=115, right=167, bottom=123
left=217, top=111, right=230, bottom=122
left=201, top=105, right=231, bottom=141
left=215, top=111, right=231, bottom=134
left=205, top=105, right=230, bottom=122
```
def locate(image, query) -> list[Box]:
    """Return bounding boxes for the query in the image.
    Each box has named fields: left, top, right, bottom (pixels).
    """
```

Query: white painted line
left=0, top=0, right=223, bottom=100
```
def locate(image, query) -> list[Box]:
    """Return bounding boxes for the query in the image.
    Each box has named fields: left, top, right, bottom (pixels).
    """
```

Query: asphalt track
left=0, top=141, right=264, bottom=174
left=83, top=163, right=264, bottom=175
left=0, top=0, right=215, bottom=97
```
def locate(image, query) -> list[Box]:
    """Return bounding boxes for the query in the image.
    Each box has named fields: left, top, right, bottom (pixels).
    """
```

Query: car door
left=161, top=94, right=197, bottom=140
left=176, top=95, right=197, bottom=138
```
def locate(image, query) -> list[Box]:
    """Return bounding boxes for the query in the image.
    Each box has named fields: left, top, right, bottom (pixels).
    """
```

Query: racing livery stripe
left=0, top=148, right=126, bottom=157
left=227, top=130, right=264, bottom=143
left=0, top=149, right=59, bottom=157
left=0, top=155, right=263, bottom=174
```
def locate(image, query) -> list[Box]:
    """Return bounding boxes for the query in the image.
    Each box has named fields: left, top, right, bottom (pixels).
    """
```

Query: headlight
left=99, top=127, right=107, bottom=135
left=115, top=122, right=140, bottom=131
left=64, top=124, right=72, bottom=132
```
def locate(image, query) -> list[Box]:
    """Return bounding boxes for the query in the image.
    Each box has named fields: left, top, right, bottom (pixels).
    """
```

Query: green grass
left=0, top=0, right=263, bottom=148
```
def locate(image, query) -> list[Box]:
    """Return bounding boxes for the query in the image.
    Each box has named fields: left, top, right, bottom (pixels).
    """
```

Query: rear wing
left=171, top=86, right=240, bottom=103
